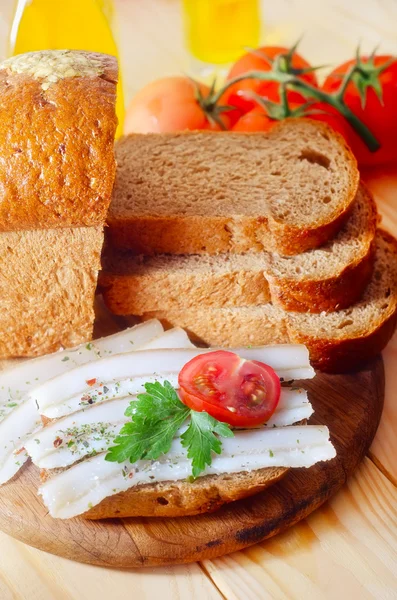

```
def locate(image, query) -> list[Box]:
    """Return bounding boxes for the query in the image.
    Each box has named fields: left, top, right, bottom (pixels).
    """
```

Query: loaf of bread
left=0, top=227, right=103, bottom=358
left=0, top=50, right=117, bottom=231
left=139, top=231, right=397, bottom=372
left=100, top=183, right=377, bottom=314
left=107, top=120, right=359, bottom=256
left=0, top=50, right=118, bottom=358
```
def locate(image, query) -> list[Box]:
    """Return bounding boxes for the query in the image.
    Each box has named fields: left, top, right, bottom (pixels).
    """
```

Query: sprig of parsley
left=180, top=411, right=234, bottom=478
left=105, top=381, right=233, bottom=477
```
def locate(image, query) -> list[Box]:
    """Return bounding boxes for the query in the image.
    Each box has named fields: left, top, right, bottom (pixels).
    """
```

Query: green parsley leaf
left=106, top=380, right=234, bottom=478
left=105, top=381, right=189, bottom=464
left=125, top=380, right=182, bottom=421
left=180, top=411, right=234, bottom=479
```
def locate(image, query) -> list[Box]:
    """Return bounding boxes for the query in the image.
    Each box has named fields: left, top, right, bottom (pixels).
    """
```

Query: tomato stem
left=214, top=69, right=380, bottom=152
left=334, top=62, right=357, bottom=102
left=289, top=78, right=381, bottom=151
left=279, top=83, right=290, bottom=116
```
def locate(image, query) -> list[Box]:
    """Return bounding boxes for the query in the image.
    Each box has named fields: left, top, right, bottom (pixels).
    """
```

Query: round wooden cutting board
left=0, top=354, right=384, bottom=568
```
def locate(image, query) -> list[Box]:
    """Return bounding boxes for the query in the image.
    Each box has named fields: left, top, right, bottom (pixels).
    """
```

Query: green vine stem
left=207, top=69, right=381, bottom=152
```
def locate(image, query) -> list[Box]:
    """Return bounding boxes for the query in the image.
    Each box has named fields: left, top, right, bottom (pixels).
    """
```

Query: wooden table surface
left=0, top=1, right=396, bottom=598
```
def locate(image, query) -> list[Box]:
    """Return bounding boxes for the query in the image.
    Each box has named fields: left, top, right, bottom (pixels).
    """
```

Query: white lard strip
left=0, top=321, right=174, bottom=485
left=39, top=425, right=335, bottom=519
left=26, top=388, right=312, bottom=469
left=35, top=345, right=314, bottom=418
left=0, top=320, right=163, bottom=421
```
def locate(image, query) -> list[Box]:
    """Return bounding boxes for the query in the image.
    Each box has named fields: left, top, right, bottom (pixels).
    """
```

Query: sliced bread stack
left=0, top=50, right=118, bottom=358
left=100, top=120, right=397, bottom=372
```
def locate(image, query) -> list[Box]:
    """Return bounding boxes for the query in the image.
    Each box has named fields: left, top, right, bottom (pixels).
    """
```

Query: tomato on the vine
left=322, top=55, right=397, bottom=166
left=231, top=100, right=349, bottom=142
left=231, top=107, right=277, bottom=132
left=123, top=76, right=238, bottom=134
left=223, top=46, right=318, bottom=114
left=178, top=350, right=281, bottom=427
left=303, top=103, right=351, bottom=142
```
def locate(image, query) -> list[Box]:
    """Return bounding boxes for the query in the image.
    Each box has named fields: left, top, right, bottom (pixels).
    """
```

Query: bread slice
left=82, top=466, right=288, bottom=519
left=100, top=184, right=377, bottom=314
left=107, top=120, right=359, bottom=256
left=0, top=227, right=103, bottom=358
left=0, top=50, right=118, bottom=231
left=139, top=230, right=397, bottom=372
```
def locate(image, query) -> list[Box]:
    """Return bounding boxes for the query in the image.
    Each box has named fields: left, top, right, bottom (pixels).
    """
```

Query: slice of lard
left=34, top=345, right=314, bottom=419
left=26, top=388, right=312, bottom=469
left=0, top=321, right=188, bottom=485
left=39, top=425, right=336, bottom=519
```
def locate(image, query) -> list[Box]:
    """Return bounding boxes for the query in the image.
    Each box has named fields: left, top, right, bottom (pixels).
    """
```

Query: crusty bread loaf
left=0, top=50, right=118, bottom=231
left=0, top=227, right=103, bottom=358
left=0, top=50, right=118, bottom=358
left=100, top=184, right=377, bottom=314
left=82, top=466, right=287, bottom=519
left=107, top=120, right=359, bottom=256
left=139, top=230, right=397, bottom=372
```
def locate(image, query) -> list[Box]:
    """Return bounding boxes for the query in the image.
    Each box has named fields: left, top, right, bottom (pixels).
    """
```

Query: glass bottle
left=182, top=0, right=260, bottom=69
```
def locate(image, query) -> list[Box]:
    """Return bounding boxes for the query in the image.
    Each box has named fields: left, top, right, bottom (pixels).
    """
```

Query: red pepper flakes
left=86, top=378, right=97, bottom=386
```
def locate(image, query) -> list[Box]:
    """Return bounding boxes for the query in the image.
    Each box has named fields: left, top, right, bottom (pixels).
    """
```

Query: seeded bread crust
left=101, top=184, right=377, bottom=314
left=107, top=120, right=359, bottom=256
left=0, top=50, right=118, bottom=231
left=140, top=231, right=397, bottom=373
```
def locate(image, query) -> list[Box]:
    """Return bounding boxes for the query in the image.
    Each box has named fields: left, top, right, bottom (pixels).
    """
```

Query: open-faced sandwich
left=0, top=49, right=395, bottom=527
left=0, top=321, right=335, bottom=519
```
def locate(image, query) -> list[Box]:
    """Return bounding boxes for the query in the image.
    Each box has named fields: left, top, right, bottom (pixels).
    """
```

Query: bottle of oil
left=182, top=0, right=260, bottom=66
left=8, top=0, right=124, bottom=136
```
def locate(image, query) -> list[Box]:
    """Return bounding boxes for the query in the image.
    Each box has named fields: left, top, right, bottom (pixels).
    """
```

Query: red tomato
left=123, top=76, right=237, bottom=134
left=305, top=104, right=351, bottom=142
left=223, top=46, right=318, bottom=114
left=231, top=107, right=277, bottom=132
left=178, top=351, right=281, bottom=427
left=231, top=103, right=349, bottom=142
left=323, top=56, right=397, bottom=166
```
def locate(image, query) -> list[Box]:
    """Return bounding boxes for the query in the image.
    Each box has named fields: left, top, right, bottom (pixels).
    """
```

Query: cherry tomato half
left=178, top=350, right=281, bottom=427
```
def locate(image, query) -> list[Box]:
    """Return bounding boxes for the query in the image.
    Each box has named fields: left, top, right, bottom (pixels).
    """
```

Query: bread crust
left=143, top=301, right=397, bottom=374
left=82, top=467, right=288, bottom=519
left=101, top=184, right=377, bottom=314
left=108, top=120, right=359, bottom=256
left=101, top=245, right=374, bottom=314
left=0, top=51, right=118, bottom=231
left=289, top=230, right=397, bottom=372
left=289, top=308, right=397, bottom=373
left=140, top=230, right=397, bottom=373
left=267, top=239, right=376, bottom=313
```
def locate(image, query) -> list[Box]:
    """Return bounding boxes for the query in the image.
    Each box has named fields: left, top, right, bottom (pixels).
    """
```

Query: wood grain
left=0, top=354, right=384, bottom=567
left=363, top=169, right=397, bottom=486
left=0, top=531, right=223, bottom=600
left=202, top=457, right=397, bottom=600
